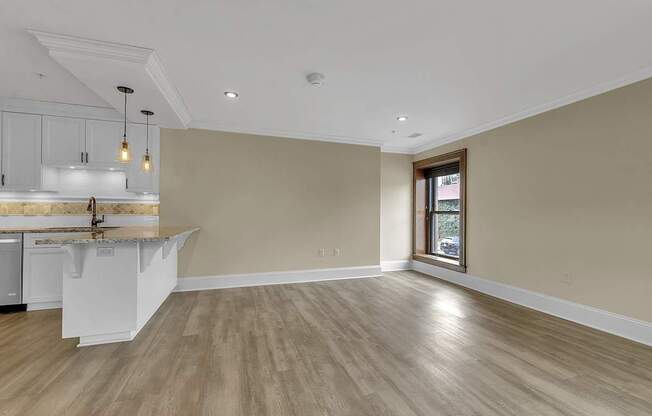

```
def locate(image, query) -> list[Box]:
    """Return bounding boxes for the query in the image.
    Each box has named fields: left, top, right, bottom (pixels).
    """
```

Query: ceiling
left=1, top=0, right=652, bottom=153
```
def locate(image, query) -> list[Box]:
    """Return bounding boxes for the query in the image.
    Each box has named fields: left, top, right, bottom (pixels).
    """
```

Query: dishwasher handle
left=0, top=238, right=21, bottom=244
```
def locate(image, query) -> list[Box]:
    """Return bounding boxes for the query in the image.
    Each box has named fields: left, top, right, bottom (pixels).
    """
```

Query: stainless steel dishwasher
left=0, top=234, right=22, bottom=306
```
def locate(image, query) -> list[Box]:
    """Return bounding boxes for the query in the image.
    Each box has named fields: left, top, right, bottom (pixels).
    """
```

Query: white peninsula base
left=43, top=227, right=199, bottom=347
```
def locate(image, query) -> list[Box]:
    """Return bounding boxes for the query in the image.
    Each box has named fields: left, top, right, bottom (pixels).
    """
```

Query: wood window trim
left=412, top=254, right=467, bottom=273
left=412, top=149, right=467, bottom=273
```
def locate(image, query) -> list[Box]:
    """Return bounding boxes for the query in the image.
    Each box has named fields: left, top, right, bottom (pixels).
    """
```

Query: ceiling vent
left=408, top=132, right=423, bottom=138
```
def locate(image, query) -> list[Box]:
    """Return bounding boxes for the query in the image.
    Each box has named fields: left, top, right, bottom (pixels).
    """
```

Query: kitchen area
left=0, top=92, right=197, bottom=347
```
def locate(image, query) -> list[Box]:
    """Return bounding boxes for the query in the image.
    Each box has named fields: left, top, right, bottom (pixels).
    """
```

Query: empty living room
left=0, top=1, right=651, bottom=415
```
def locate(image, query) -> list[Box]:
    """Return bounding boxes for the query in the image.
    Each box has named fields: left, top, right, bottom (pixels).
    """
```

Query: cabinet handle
left=126, top=178, right=128, bottom=189
left=81, top=152, right=84, bottom=163
left=85, top=152, right=89, bottom=164
left=1, top=173, right=4, bottom=187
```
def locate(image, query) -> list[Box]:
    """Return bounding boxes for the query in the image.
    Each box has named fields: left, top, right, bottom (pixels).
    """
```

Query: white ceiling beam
left=28, top=30, right=191, bottom=129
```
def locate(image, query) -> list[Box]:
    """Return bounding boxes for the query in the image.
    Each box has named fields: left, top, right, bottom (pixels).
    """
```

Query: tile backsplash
left=0, top=202, right=159, bottom=216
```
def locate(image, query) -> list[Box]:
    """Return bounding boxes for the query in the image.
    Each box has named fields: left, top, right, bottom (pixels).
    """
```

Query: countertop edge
left=32, top=227, right=200, bottom=245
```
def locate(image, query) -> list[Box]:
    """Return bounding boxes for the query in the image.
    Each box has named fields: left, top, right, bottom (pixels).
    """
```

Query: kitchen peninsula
left=35, top=226, right=199, bottom=347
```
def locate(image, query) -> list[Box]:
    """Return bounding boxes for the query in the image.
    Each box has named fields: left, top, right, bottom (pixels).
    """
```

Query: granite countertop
left=33, top=226, right=199, bottom=245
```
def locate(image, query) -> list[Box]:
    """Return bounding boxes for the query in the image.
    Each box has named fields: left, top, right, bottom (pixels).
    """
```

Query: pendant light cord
left=123, top=92, right=127, bottom=139
left=145, top=113, right=149, bottom=152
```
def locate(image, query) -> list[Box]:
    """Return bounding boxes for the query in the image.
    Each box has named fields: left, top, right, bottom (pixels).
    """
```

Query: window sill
left=412, top=254, right=467, bottom=273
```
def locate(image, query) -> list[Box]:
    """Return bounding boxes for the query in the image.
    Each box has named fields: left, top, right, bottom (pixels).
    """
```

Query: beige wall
left=380, top=153, right=412, bottom=262
left=415, top=78, right=652, bottom=322
left=160, top=129, right=380, bottom=277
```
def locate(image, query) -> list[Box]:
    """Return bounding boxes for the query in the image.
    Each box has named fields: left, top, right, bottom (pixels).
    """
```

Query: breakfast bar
left=35, top=226, right=199, bottom=347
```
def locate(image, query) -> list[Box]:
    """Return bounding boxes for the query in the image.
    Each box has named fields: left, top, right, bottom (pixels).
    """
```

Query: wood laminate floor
left=1, top=271, right=651, bottom=416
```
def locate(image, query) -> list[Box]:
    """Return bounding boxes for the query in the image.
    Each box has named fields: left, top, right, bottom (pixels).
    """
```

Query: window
left=413, top=149, right=466, bottom=272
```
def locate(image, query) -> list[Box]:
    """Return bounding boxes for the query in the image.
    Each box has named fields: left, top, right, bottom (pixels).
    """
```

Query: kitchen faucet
left=87, top=197, right=105, bottom=229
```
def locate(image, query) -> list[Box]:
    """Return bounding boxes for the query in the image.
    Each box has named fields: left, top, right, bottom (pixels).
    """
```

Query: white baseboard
left=77, top=330, right=136, bottom=347
left=381, top=260, right=412, bottom=272
left=174, top=265, right=382, bottom=292
left=27, top=301, right=62, bottom=311
left=412, top=260, right=652, bottom=347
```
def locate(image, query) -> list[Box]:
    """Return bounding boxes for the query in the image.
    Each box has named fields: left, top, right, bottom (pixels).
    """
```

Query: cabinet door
left=85, top=119, right=124, bottom=170
left=23, top=248, right=64, bottom=305
left=42, top=116, right=86, bottom=167
left=125, top=124, right=157, bottom=193
left=1, top=112, right=42, bottom=190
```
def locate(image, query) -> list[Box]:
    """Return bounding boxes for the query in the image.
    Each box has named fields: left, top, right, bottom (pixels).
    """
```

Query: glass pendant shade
left=141, top=151, right=152, bottom=172
left=140, top=109, right=154, bottom=173
left=116, top=86, right=134, bottom=164
left=119, top=138, right=131, bottom=163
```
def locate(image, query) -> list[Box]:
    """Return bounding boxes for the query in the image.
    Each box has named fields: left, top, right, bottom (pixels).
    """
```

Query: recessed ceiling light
left=69, top=166, right=75, bottom=169
left=224, top=91, right=239, bottom=98
left=397, top=115, right=408, bottom=122
left=306, top=73, right=325, bottom=87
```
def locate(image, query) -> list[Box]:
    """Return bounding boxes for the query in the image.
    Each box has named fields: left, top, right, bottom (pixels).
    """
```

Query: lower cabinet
left=23, top=246, right=64, bottom=310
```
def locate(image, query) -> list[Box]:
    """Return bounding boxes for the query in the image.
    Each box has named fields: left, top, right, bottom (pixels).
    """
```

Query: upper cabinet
left=42, top=116, right=86, bottom=167
left=1, top=106, right=159, bottom=194
left=85, top=120, right=124, bottom=170
left=43, top=117, right=125, bottom=170
left=1, top=112, right=42, bottom=190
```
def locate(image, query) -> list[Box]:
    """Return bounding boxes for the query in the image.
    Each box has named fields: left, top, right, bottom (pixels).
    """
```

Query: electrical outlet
left=561, top=272, right=572, bottom=285
left=318, top=248, right=326, bottom=257
left=333, top=248, right=341, bottom=256
left=97, top=247, right=115, bottom=257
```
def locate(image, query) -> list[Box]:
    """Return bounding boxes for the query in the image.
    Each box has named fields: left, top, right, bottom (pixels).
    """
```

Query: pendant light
left=140, top=110, right=154, bottom=172
left=117, top=86, right=134, bottom=163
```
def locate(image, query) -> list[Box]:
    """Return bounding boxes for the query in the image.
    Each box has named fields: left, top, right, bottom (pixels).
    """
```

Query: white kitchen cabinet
left=85, top=119, right=124, bottom=170
left=22, top=247, right=64, bottom=309
left=42, top=116, right=86, bottom=167
left=1, top=112, right=42, bottom=190
left=22, top=233, right=73, bottom=310
left=125, top=124, right=159, bottom=194
left=0, top=105, right=159, bottom=193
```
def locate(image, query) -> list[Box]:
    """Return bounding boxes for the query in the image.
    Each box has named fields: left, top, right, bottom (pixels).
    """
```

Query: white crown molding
left=25, top=32, right=652, bottom=153
left=0, top=96, right=124, bottom=121
left=413, top=63, right=652, bottom=155
left=380, top=144, right=414, bottom=154
left=28, top=30, right=151, bottom=63
left=28, top=30, right=191, bottom=129
left=144, top=53, right=192, bottom=127
left=189, top=120, right=385, bottom=148
left=193, top=61, right=652, bottom=154
left=412, top=260, right=652, bottom=347
left=174, top=265, right=381, bottom=292
left=192, top=64, right=652, bottom=154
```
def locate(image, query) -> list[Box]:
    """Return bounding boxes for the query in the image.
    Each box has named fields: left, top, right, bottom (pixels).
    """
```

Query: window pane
left=435, top=173, right=460, bottom=212
left=435, top=213, right=460, bottom=258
